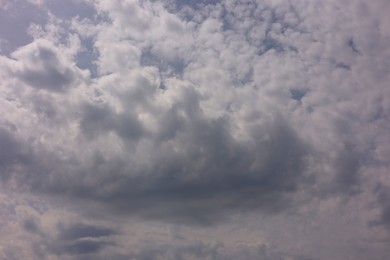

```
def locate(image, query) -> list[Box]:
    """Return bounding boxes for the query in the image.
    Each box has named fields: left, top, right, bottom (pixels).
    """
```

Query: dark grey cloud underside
left=38, top=110, right=312, bottom=225
left=11, top=42, right=77, bottom=92
left=24, top=220, right=118, bottom=257
left=1, top=93, right=361, bottom=226
left=370, top=185, right=390, bottom=229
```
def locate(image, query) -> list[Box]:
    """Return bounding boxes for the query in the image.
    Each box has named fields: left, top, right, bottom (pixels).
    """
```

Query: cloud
left=74, top=109, right=310, bottom=225
left=0, top=39, right=83, bottom=92
left=370, top=184, right=390, bottom=229
left=57, top=223, right=117, bottom=240
left=109, top=239, right=317, bottom=260
left=48, top=223, right=117, bottom=256
left=0, top=0, right=389, bottom=259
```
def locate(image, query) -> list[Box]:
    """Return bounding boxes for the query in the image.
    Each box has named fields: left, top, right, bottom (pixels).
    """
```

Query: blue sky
left=0, top=0, right=389, bottom=259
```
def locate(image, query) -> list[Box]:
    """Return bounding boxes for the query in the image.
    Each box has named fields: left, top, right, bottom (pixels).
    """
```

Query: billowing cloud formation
left=2, top=39, right=81, bottom=92
left=0, top=0, right=389, bottom=259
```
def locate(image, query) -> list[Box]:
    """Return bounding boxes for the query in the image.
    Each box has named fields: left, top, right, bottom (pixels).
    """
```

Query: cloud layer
left=0, top=0, right=389, bottom=259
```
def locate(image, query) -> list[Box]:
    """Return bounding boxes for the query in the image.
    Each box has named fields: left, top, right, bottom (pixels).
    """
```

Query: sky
left=0, top=0, right=389, bottom=259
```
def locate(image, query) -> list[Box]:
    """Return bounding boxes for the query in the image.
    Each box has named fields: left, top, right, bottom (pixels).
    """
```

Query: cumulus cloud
left=0, top=0, right=389, bottom=259
left=2, top=39, right=79, bottom=92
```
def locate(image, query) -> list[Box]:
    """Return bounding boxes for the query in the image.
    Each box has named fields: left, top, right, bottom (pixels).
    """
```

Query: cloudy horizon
left=0, top=0, right=389, bottom=259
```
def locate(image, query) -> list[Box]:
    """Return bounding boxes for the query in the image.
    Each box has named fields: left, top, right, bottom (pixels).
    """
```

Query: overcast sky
left=0, top=0, right=389, bottom=259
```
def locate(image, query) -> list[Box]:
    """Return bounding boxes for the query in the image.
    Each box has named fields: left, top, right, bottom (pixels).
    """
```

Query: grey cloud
left=15, top=213, right=119, bottom=259
left=23, top=218, right=40, bottom=234
left=48, top=223, right=117, bottom=257
left=2, top=79, right=313, bottom=226
left=332, top=144, right=363, bottom=194
left=0, top=0, right=366, bottom=229
left=80, top=102, right=146, bottom=141
left=347, top=39, right=360, bottom=54
left=0, top=0, right=389, bottom=259
left=0, top=126, right=33, bottom=182
left=370, top=185, right=390, bottom=229
left=79, top=103, right=116, bottom=138
left=18, top=64, right=75, bottom=92
left=58, top=223, right=117, bottom=240
left=47, top=87, right=312, bottom=226
left=51, top=239, right=113, bottom=256
left=11, top=41, right=76, bottom=92
left=121, top=240, right=315, bottom=260
left=312, top=142, right=365, bottom=198
left=28, top=93, right=61, bottom=123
